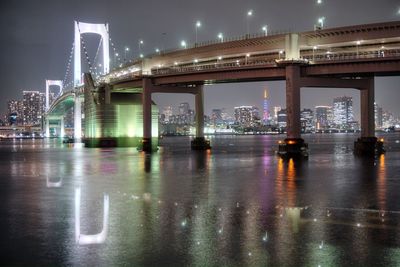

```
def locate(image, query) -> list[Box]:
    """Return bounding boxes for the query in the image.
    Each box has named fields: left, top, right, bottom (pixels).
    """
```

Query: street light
left=218, top=33, right=224, bottom=42
left=279, top=50, right=284, bottom=59
left=140, top=53, right=144, bottom=58
left=155, top=48, right=160, bottom=54
left=138, top=40, right=144, bottom=55
left=245, top=53, right=250, bottom=64
left=318, top=17, right=325, bottom=29
left=262, top=25, right=268, bottom=36
left=195, top=21, right=201, bottom=44
left=313, top=46, right=317, bottom=61
left=246, top=10, right=253, bottom=36
left=317, top=0, right=322, bottom=4
left=356, top=40, right=361, bottom=58
left=124, top=47, right=129, bottom=62
left=181, top=40, right=187, bottom=49
left=114, top=52, right=119, bottom=68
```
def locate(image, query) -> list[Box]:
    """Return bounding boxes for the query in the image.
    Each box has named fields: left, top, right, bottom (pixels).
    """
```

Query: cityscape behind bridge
left=2, top=19, right=400, bottom=155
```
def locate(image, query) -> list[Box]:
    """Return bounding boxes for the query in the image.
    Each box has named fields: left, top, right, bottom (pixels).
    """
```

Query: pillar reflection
left=74, top=187, right=109, bottom=245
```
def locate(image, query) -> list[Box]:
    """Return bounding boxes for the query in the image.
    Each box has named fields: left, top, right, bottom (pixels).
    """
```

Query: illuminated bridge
left=45, top=20, right=400, bottom=154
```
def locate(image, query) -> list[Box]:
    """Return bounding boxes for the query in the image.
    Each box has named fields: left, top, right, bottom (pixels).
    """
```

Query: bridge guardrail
left=149, top=48, right=400, bottom=76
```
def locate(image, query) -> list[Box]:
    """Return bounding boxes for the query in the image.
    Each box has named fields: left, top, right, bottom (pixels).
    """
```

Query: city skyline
left=1, top=0, right=400, bottom=116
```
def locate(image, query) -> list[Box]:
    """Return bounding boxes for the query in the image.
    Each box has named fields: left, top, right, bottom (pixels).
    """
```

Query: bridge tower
left=45, top=80, right=63, bottom=111
left=74, top=21, right=110, bottom=86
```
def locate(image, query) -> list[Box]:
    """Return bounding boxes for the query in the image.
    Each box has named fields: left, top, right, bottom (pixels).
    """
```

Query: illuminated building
left=333, top=96, right=354, bottom=128
left=22, top=91, right=42, bottom=126
left=277, top=108, right=287, bottom=128
left=234, top=106, right=260, bottom=127
left=179, top=102, right=190, bottom=115
left=7, top=100, right=24, bottom=125
left=211, top=109, right=223, bottom=125
left=162, top=106, right=173, bottom=122
left=300, top=108, right=314, bottom=132
left=262, top=88, right=270, bottom=124
left=375, top=102, right=383, bottom=129
left=272, top=106, right=281, bottom=124
left=315, top=106, right=332, bottom=129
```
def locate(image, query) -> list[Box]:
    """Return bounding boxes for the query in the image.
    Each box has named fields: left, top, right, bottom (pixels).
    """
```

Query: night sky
left=0, top=0, right=399, bottom=119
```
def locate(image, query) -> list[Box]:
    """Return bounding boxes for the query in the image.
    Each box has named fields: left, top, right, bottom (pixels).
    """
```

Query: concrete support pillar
left=360, top=79, right=375, bottom=137
left=74, top=94, right=82, bottom=141
left=45, top=117, right=50, bottom=138
left=285, top=65, right=301, bottom=139
left=285, top=33, right=300, bottom=60
left=60, top=117, right=65, bottom=138
left=195, top=86, right=204, bottom=138
left=142, top=78, right=153, bottom=152
left=191, top=85, right=211, bottom=150
left=354, top=77, right=383, bottom=155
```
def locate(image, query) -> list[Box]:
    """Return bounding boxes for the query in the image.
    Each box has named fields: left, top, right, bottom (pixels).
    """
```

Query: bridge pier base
left=139, top=79, right=158, bottom=153
left=60, top=117, right=65, bottom=139
left=354, top=79, right=384, bottom=156
left=278, top=65, right=307, bottom=158
left=74, top=94, right=82, bottom=142
left=45, top=117, right=50, bottom=138
left=191, top=86, right=211, bottom=150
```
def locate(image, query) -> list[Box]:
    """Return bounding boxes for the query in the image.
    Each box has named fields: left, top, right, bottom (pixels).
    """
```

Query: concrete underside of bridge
left=84, top=79, right=158, bottom=148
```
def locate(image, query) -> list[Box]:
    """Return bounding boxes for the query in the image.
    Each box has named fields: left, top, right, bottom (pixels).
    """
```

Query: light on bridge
left=317, top=17, right=325, bottom=28
left=180, top=40, right=187, bottom=49
left=317, top=0, right=322, bottom=4
left=278, top=50, right=284, bottom=59
left=262, top=25, right=268, bottom=36
left=246, top=9, right=253, bottom=35
left=218, top=33, right=223, bottom=42
left=195, top=21, right=202, bottom=43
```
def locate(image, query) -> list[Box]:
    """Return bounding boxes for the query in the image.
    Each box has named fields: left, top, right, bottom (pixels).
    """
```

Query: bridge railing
left=149, top=48, right=400, bottom=76
left=132, top=29, right=292, bottom=61
left=303, top=49, right=400, bottom=62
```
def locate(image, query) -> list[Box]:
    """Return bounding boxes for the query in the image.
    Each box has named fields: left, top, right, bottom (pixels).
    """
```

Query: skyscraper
left=375, top=102, right=383, bottom=129
left=272, top=106, right=282, bottom=124
left=179, top=102, right=190, bottom=115
left=277, top=109, right=287, bottom=128
left=300, top=108, right=314, bottom=131
left=211, top=109, right=223, bottom=125
left=234, top=106, right=260, bottom=127
left=333, top=96, right=354, bottom=128
left=315, top=106, right=332, bottom=129
left=262, top=88, right=270, bottom=124
left=162, top=106, right=173, bottom=123
left=22, top=91, right=42, bottom=125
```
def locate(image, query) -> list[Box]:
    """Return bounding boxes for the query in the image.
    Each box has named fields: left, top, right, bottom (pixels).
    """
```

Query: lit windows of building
left=234, top=106, right=260, bottom=127
left=333, top=96, right=354, bottom=129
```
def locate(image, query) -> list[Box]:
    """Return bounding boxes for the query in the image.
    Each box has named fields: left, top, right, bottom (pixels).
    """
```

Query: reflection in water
left=377, top=154, right=387, bottom=211
left=46, top=175, right=62, bottom=188
left=1, top=135, right=400, bottom=266
left=74, top=187, right=109, bottom=245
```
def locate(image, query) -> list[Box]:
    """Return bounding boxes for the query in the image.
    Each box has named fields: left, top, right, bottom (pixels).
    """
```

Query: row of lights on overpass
left=118, top=0, right=330, bottom=62
left=107, top=0, right=398, bottom=73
